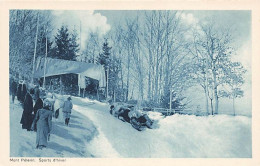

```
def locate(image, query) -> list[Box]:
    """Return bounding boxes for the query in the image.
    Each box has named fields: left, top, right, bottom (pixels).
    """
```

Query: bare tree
left=219, top=61, right=246, bottom=115
left=190, top=19, right=244, bottom=115
left=9, top=10, right=53, bottom=81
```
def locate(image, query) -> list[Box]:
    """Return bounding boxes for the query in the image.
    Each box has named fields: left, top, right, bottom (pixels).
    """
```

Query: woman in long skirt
left=31, top=99, right=53, bottom=149
left=20, top=89, right=34, bottom=131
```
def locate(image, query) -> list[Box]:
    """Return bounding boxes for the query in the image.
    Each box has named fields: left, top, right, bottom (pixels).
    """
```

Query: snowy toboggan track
left=73, top=96, right=252, bottom=158
left=10, top=96, right=252, bottom=158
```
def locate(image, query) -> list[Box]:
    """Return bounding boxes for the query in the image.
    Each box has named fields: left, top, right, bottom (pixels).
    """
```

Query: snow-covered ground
left=10, top=98, right=97, bottom=157
left=10, top=95, right=252, bottom=158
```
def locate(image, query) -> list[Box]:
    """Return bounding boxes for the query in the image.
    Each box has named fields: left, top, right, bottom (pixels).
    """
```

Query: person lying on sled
left=129, top=109, right=153, bottom=131
left=110, top=104, right=132, bottom=123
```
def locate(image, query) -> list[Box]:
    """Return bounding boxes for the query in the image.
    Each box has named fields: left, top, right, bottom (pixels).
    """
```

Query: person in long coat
left=17, top=81, right=27, bottom=104
left=62, top=97, right=73, bottom=126
left=32, top=98, right=43, bottom=132
left=21, top=84, right=27, bottom=103
left=20, top=89, right=34, bottom=131
left=17, top=82, right=22, bottom=102
left=31, top=99, right=53, bottom=149
left=10, top=78, right=17, bottom=103
left=34, top=85, right=40, bottom=101
left=33, top=98, right=43, bottom=115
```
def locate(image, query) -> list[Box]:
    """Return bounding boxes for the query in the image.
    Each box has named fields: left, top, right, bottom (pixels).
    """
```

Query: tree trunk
left=147, top=13, right=154, bottom=102
left=113, top=88, right=116, bottom=102
left=204, top=87, right=209, bottom=115
left=92, top=46, right=95, bottom=63
left=205, top=53, right=210, bottom=115
left=154, top=13, right=161, bottom=103
left=126, top=46, right=130, bottom=102
left=213, top=69, right=218, bottom=114
left=210, top=98, right=213, bottom=115
left=148, top=66, right=151, bottom=101
left=120, top=63, right=124, bottom=101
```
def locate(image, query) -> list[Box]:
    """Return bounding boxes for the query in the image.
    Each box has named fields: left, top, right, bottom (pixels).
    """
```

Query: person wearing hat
left=17, top=80, right=27, bottom=104
left=31, top=99, right=53, bottom=149
left=62, top=97, right=73, bottom=126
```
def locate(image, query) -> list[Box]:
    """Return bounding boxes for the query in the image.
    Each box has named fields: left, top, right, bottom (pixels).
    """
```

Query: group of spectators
left=10, top=77, right=73, bottom=149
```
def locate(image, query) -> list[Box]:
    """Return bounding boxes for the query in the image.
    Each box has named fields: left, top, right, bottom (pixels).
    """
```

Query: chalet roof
left=33, top=57, right=106, bottom=87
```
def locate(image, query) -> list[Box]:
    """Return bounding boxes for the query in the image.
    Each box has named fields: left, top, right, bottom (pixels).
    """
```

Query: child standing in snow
left=62, top=97, right=73, bottom=126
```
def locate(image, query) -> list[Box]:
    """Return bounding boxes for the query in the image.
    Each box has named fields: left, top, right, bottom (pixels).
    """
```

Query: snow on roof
left=33, top=57, right=106, bottom=87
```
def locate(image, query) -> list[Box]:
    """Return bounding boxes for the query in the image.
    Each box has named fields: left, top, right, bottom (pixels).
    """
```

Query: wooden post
left=60, top=75, right=62, bottom=94
left=97, top=83, right=99, bottom=101
left=78, top=74, right=81, bottom=97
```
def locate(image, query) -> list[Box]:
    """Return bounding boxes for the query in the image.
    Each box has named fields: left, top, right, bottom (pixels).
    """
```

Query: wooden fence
left=142, top=107, right=210, bottom=116
left=142, top=107, right=188, bottom=116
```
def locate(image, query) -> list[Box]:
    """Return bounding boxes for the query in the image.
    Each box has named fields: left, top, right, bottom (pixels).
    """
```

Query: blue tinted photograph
left=9, top=10, right=251, bottom=158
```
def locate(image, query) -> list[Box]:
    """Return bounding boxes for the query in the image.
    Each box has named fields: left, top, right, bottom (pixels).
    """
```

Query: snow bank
left=74, top=99, right=252, bottom=158
left=154, top=114, right=252, bottom=157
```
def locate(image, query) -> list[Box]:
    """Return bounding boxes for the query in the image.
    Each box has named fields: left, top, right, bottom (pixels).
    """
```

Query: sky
left=50, top=10, right=252, bottom=114
left=51, top=10, right=251, bottom=55
left=52, top=10, right=251, bottom=71
left=94, top=10, right=251, bottom=69
left=95, top=10, right=251, bottom=41
left=51, top=10, right=111, bottom=50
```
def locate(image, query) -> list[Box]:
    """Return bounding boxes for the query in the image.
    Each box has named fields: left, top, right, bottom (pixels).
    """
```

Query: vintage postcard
left=0, top=0, right=260, bottom=166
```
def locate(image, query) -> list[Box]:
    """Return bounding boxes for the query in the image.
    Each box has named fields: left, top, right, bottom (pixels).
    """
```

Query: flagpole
left=43, top=25, right=48, bottom=89
left=31, top=12, right=39, bottom=84
left=78, top=20, right=81, bottom=97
